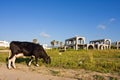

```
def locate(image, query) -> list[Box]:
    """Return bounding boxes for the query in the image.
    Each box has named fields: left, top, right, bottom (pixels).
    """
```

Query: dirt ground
left=0, top=63, right=120, bottom=80
left=0, top=63, right=76, bottom=80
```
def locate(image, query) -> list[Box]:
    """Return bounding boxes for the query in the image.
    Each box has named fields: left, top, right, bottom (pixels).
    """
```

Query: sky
left=0, top=0, right=120, bottom=45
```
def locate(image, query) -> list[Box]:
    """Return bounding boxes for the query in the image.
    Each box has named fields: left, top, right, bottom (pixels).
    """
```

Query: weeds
left=93, top=75, right=105, bottom=80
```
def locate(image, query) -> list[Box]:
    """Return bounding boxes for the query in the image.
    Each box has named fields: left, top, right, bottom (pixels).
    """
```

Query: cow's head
left=44, top=56, right=51, bottom=64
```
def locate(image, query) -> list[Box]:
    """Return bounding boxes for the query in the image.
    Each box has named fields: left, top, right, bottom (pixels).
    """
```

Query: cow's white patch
left=8, top=59, right=12, bottom=69
left=15, top=53, right=24, bottom=57
left=8, top=53, right=24, bottom=69
left=28, top=56, right=35, bottom=66
left=28, top=60, right=32, bottom=66
left=8, top=56, right=17, bottom=69
left=12, top=56, right=16, bottom=69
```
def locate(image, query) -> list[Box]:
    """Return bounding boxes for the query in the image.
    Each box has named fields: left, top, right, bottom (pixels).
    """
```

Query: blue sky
left=0, top=0, right=120, bottom=45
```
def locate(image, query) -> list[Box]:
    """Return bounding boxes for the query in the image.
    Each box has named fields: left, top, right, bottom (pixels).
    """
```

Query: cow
left=8, top=41, right=51, bottom=69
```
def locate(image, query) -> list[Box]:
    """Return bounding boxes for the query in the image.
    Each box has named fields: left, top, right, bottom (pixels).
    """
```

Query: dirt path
left=0, top=63, right=120, bottom=80
left=0, top=63, right=76, bottom=80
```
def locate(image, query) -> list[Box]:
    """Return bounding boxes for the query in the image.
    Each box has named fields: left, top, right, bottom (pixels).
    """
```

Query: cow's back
left=10, top=41, right=36, bottom=56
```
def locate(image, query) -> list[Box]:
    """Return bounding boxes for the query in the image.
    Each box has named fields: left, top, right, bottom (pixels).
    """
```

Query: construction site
left=65, top=36, right=120, bottom=50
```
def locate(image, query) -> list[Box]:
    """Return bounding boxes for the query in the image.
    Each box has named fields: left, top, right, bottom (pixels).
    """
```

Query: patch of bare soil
left=0, top=63, right=120, bottom=80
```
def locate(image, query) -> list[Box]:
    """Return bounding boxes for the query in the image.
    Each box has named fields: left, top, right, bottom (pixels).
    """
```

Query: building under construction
left=65, top=36, right=112, bottom=50
left=112, top=41, right=120, bottom=49
left=65, top=36, right=85, bottom=50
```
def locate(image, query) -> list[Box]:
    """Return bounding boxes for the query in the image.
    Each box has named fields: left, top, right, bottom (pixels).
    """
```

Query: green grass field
left=0, top=49, right=120, bottom=74
left=46, top=49, right=120, bottom=73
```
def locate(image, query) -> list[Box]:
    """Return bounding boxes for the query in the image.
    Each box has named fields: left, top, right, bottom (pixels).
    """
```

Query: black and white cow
left=8, top=41, right=51, bottom=69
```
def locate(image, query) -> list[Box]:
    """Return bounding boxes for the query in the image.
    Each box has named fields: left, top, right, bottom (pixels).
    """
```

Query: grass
left=0, top=52, right=8, bottom=62
left=0, top=47, right=9, bottom=50
left=46, top=49, right=120, bottom=73
left=93, top=75, right=105, bottom=80
left=0, top=49, right=120, bottom=74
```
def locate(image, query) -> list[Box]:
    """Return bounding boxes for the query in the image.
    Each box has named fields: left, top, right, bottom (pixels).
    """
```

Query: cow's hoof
left=28, top=62, right=31, bottom=66
left=36, top=64, right=39, bottom=67
left=7, top=64, right=12, bottom=69
left=8, top=66, right=12, bottom=69
left=13, top=66, right=16, bottom=69
left=27, top=64, right=31, bottom=67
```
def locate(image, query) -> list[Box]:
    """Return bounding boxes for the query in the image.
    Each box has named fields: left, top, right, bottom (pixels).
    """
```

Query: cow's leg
left=8, top=59, right=12, bottom=69
left=8, top=54, right=15, bottom=69
left=28, top=56, right=34, bottom=66
left=35, top=57, right=39, bottom=67
left=11, top=56, right=16, bottom=69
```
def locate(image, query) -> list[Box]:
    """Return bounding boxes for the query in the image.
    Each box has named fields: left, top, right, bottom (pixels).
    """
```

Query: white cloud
left=97, top=24, right=106, bottom=30
left=109, top=18, right=116, bottom=22
left=97, top=18, right=116, bottom=30
left=40, top=32, right=50, bottom=38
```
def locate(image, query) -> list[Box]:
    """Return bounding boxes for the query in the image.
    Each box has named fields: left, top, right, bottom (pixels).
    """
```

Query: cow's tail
left=8, top=50, right=11, bottom=58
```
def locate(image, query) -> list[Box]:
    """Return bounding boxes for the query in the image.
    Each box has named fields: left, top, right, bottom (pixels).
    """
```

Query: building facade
left=65, top=36, right=85, bottom=50
left=89, top=39, right=111, bottom=50
left=112, top=41, right=120, bottom=49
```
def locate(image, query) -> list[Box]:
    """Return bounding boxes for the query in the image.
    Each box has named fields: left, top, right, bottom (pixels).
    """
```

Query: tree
left=33, top=39, right=38, bottom=43
left=50, top=40, right=56, bottom=47
left=56, top=41, right=59, bottom=46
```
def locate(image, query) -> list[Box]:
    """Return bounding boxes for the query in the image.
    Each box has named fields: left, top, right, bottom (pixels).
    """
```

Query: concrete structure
left=64, top=36, right=112, bottom=50
left=89, top=39, right=111, bottom=50
left=0, top=41, right=9, bottom=48
left=84, top=44, right=95, bottom=50
left=42, top=44, right=52, bottom=49
left=112, top=41, right=120, bottom=49
left=65, top=36, right=85, bottom=50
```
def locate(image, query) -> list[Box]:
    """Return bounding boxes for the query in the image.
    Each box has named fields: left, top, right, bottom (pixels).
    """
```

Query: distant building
left=112, top=41, right=120, bottom=49
left=42, top=44, right=52, bottom=49
left=65, top=36, right=85, bottom=50
left=65, top=36, right=112, bottom=50
left=88, top=39, right=111, bottom=50
left=0, top=40, right=9, bottom=47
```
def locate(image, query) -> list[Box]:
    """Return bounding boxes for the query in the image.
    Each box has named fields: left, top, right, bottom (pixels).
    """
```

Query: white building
left=88, top=39, right=111, bottom=50
left=65, top=36, right=85, bottom=50
left=65, top=36, right=112, bottom=50
left=0, top=41, right=9, bottom=48
left=112, top=41, right=120, bottom=49
left=42, top=44, right=52, bottom=49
